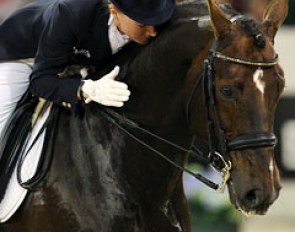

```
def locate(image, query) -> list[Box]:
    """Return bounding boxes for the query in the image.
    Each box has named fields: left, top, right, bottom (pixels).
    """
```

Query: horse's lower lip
left=234, top=200, right=268, bottom=216
left=238, top=206, right=268, bottom=216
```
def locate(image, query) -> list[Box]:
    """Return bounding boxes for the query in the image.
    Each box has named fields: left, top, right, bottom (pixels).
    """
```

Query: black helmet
left=110, top=0, right=176, bottom=26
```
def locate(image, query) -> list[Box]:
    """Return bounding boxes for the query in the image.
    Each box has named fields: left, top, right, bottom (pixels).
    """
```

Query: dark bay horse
left=3, top=0, right=288, bottom=231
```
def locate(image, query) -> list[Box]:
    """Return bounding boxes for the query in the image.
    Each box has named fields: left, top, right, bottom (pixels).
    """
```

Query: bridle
left=201, top=41, right=279, bottom=156
left=98, top=41, right=279, bottom=193
left=198, top=41, right=278, bottom=190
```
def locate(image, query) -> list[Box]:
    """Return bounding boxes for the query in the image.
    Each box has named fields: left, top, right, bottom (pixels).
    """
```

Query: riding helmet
left=109, top=0, right=176, bottom=25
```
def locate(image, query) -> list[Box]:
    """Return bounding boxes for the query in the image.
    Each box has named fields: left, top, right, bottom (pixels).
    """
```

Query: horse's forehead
left=224, top=32, right=275, bottom=59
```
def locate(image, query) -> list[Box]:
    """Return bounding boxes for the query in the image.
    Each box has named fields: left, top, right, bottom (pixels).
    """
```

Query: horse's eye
left=220, top=86, right=234, bottom=99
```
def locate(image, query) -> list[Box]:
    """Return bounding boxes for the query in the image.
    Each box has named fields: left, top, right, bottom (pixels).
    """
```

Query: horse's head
left=198, top=0, right=288, bottom=215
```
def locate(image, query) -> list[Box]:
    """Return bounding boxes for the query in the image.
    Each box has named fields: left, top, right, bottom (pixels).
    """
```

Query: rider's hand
left=81, top=66, right=130, bottom=107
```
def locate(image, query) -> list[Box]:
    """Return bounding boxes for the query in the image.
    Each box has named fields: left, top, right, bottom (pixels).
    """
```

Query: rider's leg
left=0, top=62, right=32, bottom=137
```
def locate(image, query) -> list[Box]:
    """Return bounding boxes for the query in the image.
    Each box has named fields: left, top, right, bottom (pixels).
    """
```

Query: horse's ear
left=263, top=0, right=289, bottom=38
left=206, top=0, right=232, bottom=39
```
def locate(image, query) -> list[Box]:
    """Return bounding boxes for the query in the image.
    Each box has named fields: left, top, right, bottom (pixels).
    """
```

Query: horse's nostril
left=244, top=189, right=261, bottom=207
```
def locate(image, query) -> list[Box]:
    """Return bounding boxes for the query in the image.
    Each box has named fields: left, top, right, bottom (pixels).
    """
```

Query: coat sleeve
left=30, top=1, right=84, bottom=108
left=0, top=3, right=43, bottom=60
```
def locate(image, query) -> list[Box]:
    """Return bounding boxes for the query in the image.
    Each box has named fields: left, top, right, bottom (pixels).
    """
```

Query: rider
left=0, top=0, right=176, bottom=135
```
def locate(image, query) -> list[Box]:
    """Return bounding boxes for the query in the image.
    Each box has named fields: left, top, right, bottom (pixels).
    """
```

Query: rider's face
left=109, top=4, right=157, bottom=45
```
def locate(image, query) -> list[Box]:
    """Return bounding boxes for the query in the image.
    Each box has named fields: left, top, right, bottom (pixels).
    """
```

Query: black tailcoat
left=0, top=0, right=113, bottom=107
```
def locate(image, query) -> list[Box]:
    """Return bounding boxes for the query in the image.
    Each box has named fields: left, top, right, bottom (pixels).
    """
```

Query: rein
left=98, top=107, right=219, bottom=190
left=98, top=40, right=279, bottom=193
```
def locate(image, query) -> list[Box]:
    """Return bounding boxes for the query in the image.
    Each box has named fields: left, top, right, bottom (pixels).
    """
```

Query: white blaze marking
left=253, top=68, right=265, bottom=94
left=269, top=159, right=274, bottom=173
left=269, top=159, right=276, bottom=195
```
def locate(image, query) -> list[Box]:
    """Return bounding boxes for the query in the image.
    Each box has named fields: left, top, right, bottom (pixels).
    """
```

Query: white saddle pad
left=0, top=104, right=51, bottom=222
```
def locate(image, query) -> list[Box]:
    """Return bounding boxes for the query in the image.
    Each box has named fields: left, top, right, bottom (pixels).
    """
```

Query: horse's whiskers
left=238, top=208, right=257, bottom=217
left=229, top=180, right=259, bottom=216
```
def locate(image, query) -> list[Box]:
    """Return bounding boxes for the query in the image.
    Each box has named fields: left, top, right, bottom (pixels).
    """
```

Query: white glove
left=81, top=66, right=130, bottom=107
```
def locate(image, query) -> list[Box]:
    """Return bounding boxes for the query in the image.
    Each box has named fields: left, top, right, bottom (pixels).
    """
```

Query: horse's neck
left=110, top=23, right=215, bottom=201
left=46, top=114, right=132, bottom=228
left=123, top=22, right=214, bottom=139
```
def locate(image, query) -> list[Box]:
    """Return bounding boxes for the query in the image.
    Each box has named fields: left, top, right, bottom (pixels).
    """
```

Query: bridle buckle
left=210, top=152, right=232, bottom=193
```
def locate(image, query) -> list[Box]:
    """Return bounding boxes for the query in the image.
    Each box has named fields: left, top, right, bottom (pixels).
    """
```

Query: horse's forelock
left=236, top=17, right=266, bottom=48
